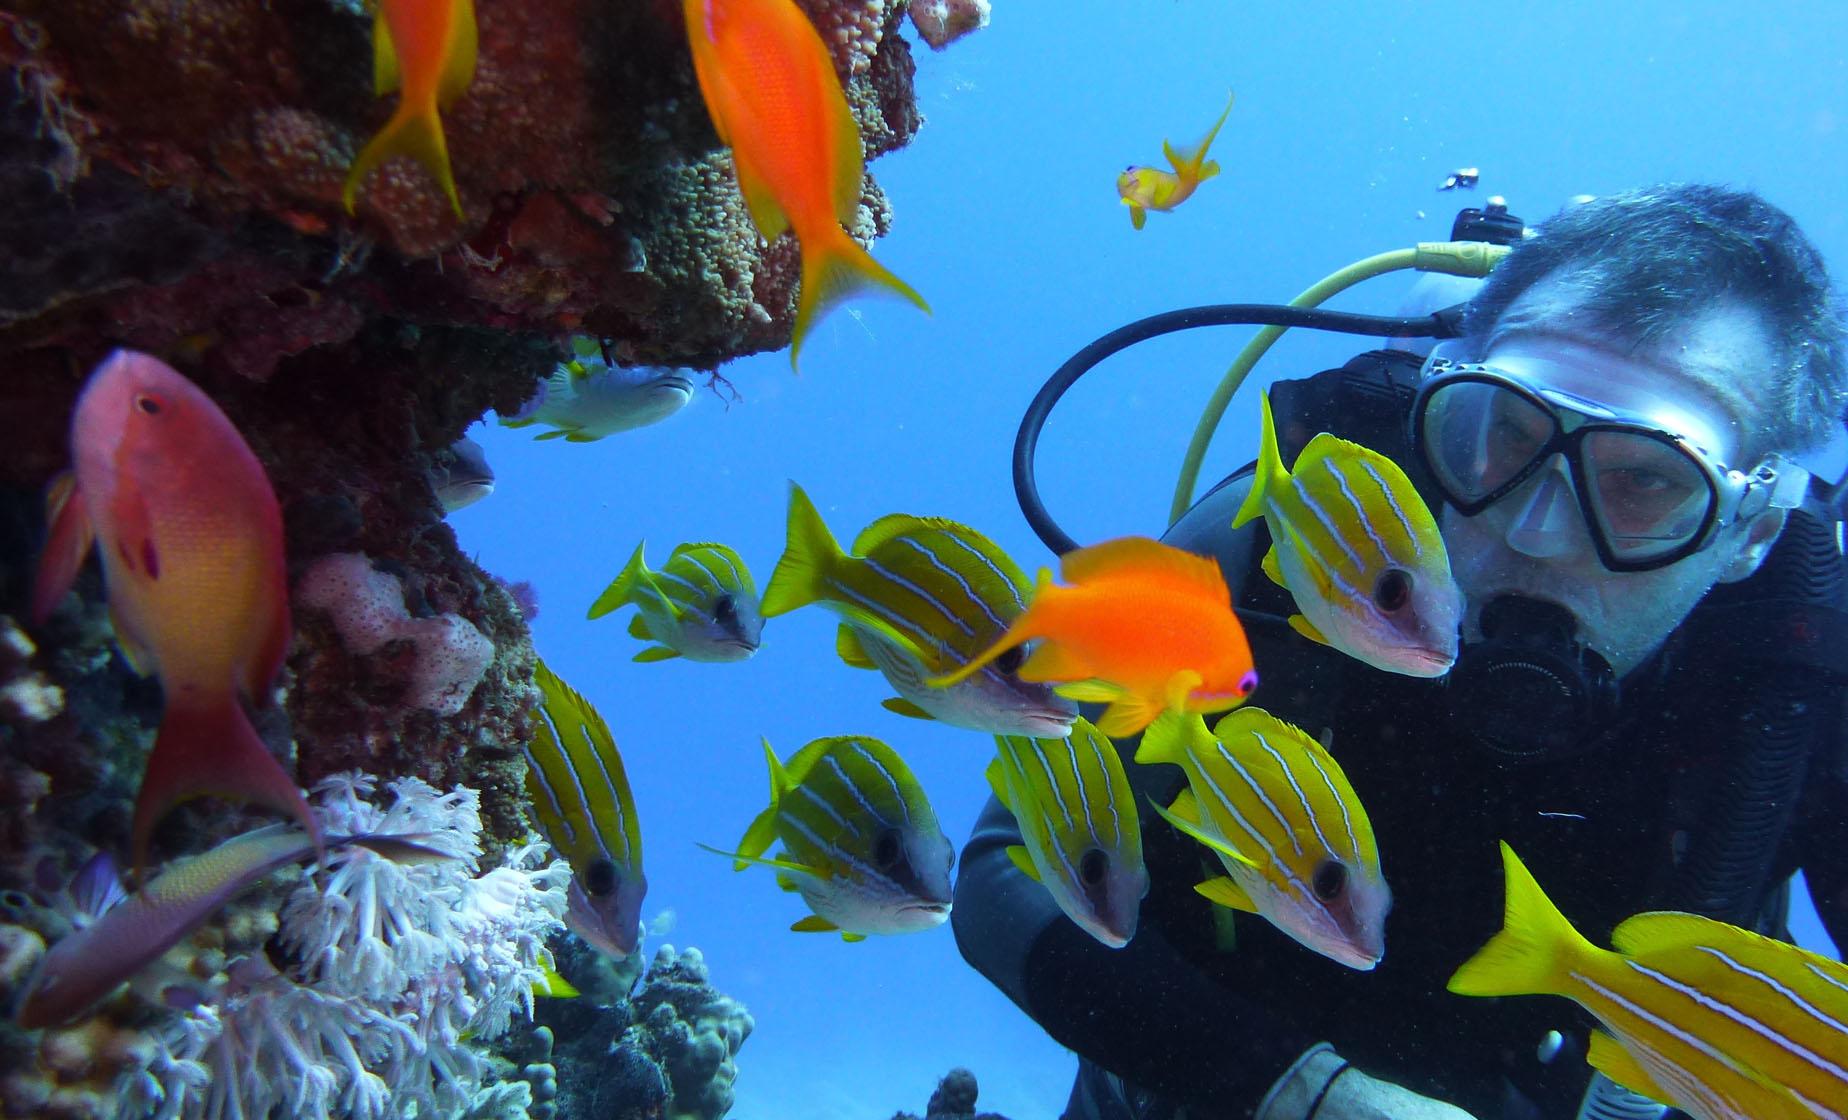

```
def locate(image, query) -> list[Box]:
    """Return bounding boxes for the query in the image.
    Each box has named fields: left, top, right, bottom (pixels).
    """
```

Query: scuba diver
left=951, top=184, right=1848, bottom=1120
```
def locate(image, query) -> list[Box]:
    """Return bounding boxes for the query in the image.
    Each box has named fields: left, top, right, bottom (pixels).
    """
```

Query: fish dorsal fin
left=1586, top=1031, right=1675, bottom=1106
left=1006, top=844, right=1042, bottom=882
left=835, top=624, right=876, bottom=668
left=790, top=914, right=840, bottom=934
left=1060, top=537, right=1228, bottom=604
left=880, top=697, right=934, bottom=721
left=851, top=513, right=966, bottom=554
left=1608, top=911, right=1728, bottom=957
left=1052, top=677, right=1122, bottom=703
left=1292, top=431, right=1373, bottom=473
left=1195, top=875, right=1257, bottom=913
left=372, top=9, right=402, bottom=95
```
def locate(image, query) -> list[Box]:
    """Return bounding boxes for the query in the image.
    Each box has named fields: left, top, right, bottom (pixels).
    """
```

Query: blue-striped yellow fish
left=1136, top=708, right=1391, bottom=970
left=1232, top=390, right=1460, bottom=677
left=523, top=660, right=647, bottom=958
left=1450, top=843, right=1848, bottom=1120
left=989, top=718, right=1148, bottom=948
left=762, top=483, right=1077, bottom=737
left=588, top=541, right=763, bottom=662
left=704, top=735, right=954, bottom=941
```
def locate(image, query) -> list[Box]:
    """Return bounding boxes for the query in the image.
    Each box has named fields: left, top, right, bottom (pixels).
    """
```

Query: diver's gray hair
left=1459, top=183, right=1848, bottom=459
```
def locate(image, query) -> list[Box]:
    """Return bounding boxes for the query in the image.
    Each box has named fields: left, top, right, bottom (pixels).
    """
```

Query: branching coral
left=118, top=773, right=570, bottom=1120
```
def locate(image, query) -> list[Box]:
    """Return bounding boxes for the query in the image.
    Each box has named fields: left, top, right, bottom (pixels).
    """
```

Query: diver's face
left=1440, top=287, right=1785, bottom=677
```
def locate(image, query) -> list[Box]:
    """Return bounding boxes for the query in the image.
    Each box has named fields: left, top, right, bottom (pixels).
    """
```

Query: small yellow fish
left=1450, top=843, right=1848, bottom=1120
left=1115, top=91, right=1234, bottom=230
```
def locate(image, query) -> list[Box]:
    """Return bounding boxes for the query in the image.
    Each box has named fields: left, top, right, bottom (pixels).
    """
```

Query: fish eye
left=873, top=828, right=904, bottom=871
left=995, top=645, right=1026, bottom=675
left=1079, top=848, right=1109, bottom=887
left=1311, top=859, right=1348, bottom=902
left=584, top=858, right=620, bottom=897
left=1237, top=670, right=1259, bottom=696
left=713, top=593, right=737, bottom=625
left=1373, top=569, right=1412, bottom=612
left=134, top=395, right=163, bottom=415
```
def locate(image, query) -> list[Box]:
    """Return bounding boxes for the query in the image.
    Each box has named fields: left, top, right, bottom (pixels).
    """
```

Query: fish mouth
left=1405, top=646, right=1457, bottom=676
left=901, top=901, right=952, bottom=916
left=1016, top=708, right=1078, bottom=737
left=656, top=374, right=696, bottom=396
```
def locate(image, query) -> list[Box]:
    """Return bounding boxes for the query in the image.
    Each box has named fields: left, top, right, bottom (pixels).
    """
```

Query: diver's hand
left=1257, top=1044, right=1479, bottom=1120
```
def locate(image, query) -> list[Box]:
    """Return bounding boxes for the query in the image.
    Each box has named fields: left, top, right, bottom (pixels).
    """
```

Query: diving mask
left=1411, top=355, right=1809, bottom=571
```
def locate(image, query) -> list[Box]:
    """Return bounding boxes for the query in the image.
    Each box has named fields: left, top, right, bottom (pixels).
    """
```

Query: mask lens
left=1421, top=379, right=1557, bottom=505
left=1579, top=430, right=1715, bottom=562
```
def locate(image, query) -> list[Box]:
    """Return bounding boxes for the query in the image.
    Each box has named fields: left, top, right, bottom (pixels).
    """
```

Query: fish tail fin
left=588, top=542, right=649, bottom=619
left=1447, top=842, right=1594, bottom=999
left=732, top=738, right=787, bottom=871
left=1134, top=709, right=1195, bottom=766
left=924, top=613, right=1036, bottom=691
left=132, top=699, right=319, bottom=883
left=343, top=96, right=464, bottom=219
left=1232, top=390, right=1289, bottom=529
left=762, top=483, right=845, bottom=618
left=790, top=225, right=930, bottom=369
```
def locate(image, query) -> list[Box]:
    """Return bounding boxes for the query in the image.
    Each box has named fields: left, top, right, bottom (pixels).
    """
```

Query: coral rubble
left=888, top=1067, right=1014, bottom=1120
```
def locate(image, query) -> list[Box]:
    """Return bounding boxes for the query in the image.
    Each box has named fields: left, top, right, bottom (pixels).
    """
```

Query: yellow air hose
left=1168, top=240, right=1513, bottom=525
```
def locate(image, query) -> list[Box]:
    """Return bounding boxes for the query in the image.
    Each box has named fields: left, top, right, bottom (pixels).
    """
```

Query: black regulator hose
left=1667, top=509, right=1847, bottom=925
left=1014, top=304, right=1463, bottom=556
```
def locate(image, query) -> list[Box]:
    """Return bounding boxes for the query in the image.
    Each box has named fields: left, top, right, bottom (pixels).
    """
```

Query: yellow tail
left=761, top=483, right=846, bottom=618
left=1447, top=842, right=1598, bottom=998
left=1232, top=391, right=1289, bottom=529
left=790, top=225, right=930, bottom=369
left=343, top=97, right=463, bottom=218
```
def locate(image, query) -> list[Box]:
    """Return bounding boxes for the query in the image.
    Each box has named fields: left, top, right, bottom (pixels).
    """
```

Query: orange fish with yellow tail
left=682, top=0, right=929, bottom=366
left=31, top=351, right=320, bottom=878
left=927, top=537, right=1259, bottom=738
left=343, top=0, right=479, bottom=218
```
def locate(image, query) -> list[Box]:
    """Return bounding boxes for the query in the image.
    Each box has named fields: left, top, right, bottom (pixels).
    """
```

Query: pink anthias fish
left=32, top=350, right=319, bottom=878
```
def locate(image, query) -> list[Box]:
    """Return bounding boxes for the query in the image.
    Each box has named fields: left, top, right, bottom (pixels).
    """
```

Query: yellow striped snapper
left=705, top=735, right=953, bottom=941
left=762, top=483, right=1077, bottom=737
left=1232, top=391, right=1461, bottom=677
left=523, top=660, right=647, bottom=958
left=503, top=343, right=695, bottom=443
left=1136, top=708, right=1391, bottom=970
left=988, top=717, right=1148, bottom=948
left=588, top=540, right=762, bottom=662
left=1450, top=843, right=1848, bottom=1120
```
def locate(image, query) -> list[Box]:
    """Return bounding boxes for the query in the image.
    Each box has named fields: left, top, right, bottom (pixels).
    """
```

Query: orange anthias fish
left=1115, top=91, right=1234, bottom=230
left=928, top=537, right=1259, bottom=737
left=682, top=0, right=929, bottom=366
left=343, top=0, right=479, bottom=219
left=31, top=351, right=320, bottom=877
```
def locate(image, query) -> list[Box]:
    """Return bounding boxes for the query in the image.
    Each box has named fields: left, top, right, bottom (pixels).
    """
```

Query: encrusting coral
left=120, top=773, right=570, bottom=1120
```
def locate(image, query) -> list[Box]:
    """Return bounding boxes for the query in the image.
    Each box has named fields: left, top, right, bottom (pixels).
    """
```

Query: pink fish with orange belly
left=32, top=350, right=320, bottom=879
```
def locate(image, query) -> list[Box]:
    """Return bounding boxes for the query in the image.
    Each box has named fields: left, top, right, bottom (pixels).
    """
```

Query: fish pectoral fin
left=1128, top=204, right=1147, bottom=230
left=839, top=931, right=869, bottom=943
left=1287, top=614, right=1331, bottom=647
left=880, top=697, right=935, bottom=721
left=1019, top=641, right=1093, bottom=683
left=1260, top=544, right=1287, bottom=589
left=1147, top=793, right=1260, bottom=870
left=1166, top=787, right=1201, bottom=825
left=108, top=606, right=158, bottom=677
left=696, top=840, right=816, bottom=880
left=632, top=646, right=681, bottom=663
left=835, top=625, right=876, bottom=669
left=28, top=471, right=93, bottom=626
left=1195, top=875, right=1258, bottom=913
left=1164, top=669, right=1204, bottom=711
left=1586, top=1032, right=1674, bottom=1106
left=1198, top=159, right=1221, bottom=181
left=1054, top=678, right=1122, bottom=703
left=790, top=914, right=840, bottom=935
left=1005, top=845, right=1043, bottom=882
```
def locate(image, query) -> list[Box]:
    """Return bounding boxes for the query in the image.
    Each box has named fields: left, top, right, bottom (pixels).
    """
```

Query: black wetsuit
left=951, top=356, right=1848, bottom=1120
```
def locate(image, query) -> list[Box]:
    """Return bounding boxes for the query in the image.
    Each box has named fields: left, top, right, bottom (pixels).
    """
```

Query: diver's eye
left=872, top=828, right=904, bottom=871
left=1373, top=569, right=1411, bottom=612
left=1311, top=859, right=1348, bottom=902
left=995, top=646, right=1026, bottom=675
left=584, top=858, right=620, bottom=898
left=1078, top=848, right=1109, bottom=887
left=712, top=593, right=738, bottom=625
left=134, top=395, right=163, bottom=415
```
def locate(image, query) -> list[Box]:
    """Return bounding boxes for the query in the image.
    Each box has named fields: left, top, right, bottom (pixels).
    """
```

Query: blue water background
left=453, top=4, right=1848, bottom=1117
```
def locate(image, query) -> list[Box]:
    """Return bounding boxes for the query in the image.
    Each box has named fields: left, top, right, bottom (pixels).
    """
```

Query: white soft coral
left=120, top=774, right=569, bottom=1120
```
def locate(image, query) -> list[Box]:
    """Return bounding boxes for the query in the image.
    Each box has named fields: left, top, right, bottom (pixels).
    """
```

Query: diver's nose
left=1503, top=456, right=1584, bottom=559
